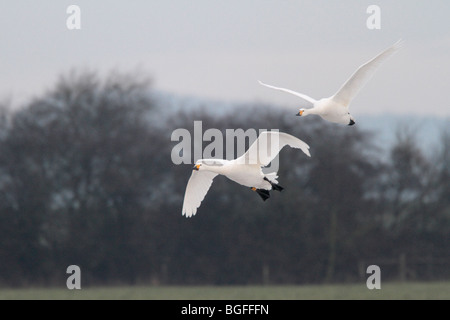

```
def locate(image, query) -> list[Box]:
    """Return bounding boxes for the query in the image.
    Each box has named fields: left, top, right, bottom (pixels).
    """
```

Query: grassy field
left=1, top=281, right=449, bottom=300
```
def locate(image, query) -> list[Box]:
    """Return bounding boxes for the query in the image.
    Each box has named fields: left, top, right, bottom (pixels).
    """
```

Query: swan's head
left=296, top=109, right=305, bottom=117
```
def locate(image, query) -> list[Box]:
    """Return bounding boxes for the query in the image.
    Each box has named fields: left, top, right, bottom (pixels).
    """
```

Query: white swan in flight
left=182, top=131, right=311, bottom=217
left=259, top=40, right=403, bottom=126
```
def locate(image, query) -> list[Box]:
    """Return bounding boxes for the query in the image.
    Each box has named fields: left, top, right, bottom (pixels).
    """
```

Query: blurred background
left=0, top=1, right=449, bottom=288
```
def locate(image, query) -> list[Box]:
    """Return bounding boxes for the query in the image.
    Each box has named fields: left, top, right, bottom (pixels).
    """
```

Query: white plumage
left=182, top=131, right=310, bottom=217
left=259, top=40, right=403, bottom=125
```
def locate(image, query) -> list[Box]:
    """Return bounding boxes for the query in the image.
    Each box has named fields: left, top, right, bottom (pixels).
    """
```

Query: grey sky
left=1, top=1, right=449, bottom=116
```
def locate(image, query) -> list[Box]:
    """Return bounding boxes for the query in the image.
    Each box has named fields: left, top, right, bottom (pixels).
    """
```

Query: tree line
left=0, top=71, right=448, bottom=286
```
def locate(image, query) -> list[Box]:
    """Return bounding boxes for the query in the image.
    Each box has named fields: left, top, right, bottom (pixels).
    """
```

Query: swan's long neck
left=302, top=107, right=321, bottom=116
left=203, top=165, right=225, bottom=174
left=199, top=159, right=230, bottom=174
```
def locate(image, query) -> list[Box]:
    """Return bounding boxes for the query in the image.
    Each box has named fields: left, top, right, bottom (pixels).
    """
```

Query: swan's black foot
left=271, top=184, right=284, bottom=192
left=251, top=187, right=270, bottom=201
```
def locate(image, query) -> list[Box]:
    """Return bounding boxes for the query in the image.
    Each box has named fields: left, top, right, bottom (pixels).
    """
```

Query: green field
left=1, top=282, right=449, bottom=300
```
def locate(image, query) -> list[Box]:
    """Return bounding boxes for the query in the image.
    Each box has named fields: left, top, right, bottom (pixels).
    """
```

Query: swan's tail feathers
left=264, top=172, right=279, bottom=184
left=251, top=188, right=271, bottom=201
left=264, top=176, right=284, bottom=192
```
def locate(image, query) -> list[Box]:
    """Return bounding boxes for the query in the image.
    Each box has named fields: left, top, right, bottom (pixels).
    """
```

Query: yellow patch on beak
left=298, top=110, right=304, bottom=116
left=196, top=164, right=200, bottom=170
left=251, top=187, right=256, bottom=191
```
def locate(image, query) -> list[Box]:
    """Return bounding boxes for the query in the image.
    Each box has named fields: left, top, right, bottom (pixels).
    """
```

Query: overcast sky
left=1, top=1, right=449, bottom=116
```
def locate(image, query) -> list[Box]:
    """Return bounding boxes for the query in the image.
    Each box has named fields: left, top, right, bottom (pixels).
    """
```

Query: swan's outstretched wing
left=236, top=131, right=310, bottom=167
left=332, top=40, right=403, bottom=106
left=182, top=170, right=218, bottom=217
left=258, top=80, right=316, bottom=107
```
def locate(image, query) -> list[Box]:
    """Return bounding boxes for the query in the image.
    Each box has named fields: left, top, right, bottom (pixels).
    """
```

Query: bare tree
left=0, top=70, right=163, bottom=285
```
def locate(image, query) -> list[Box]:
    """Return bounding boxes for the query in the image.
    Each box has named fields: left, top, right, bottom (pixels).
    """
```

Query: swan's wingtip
left=182, top=209, right=195, bottom=218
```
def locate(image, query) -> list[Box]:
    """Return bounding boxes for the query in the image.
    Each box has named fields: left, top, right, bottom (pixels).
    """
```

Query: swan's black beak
left=193, top=164, right=200, bottom=171
left=348, top=119, right=356, bottom=126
